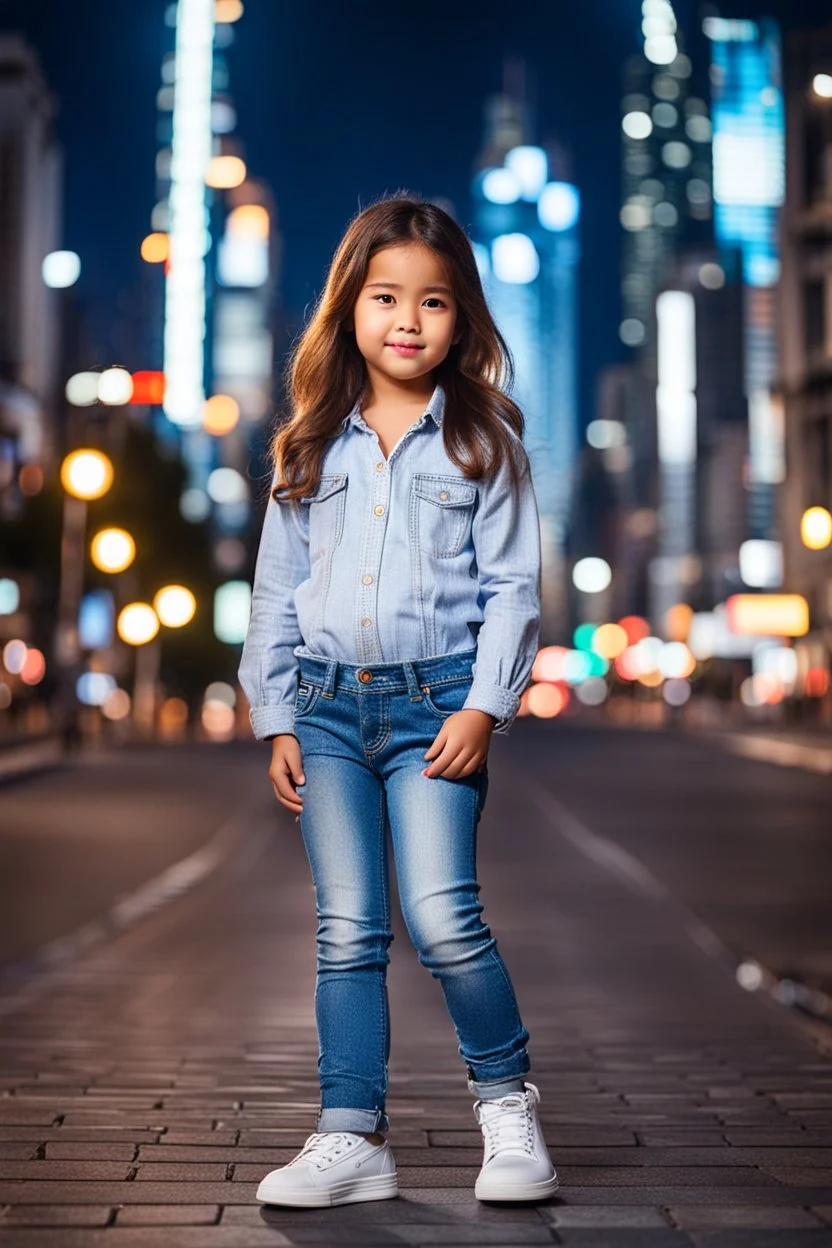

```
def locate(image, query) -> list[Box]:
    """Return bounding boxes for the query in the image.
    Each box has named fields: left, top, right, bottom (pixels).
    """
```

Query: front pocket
left=421, top=677, right=473, bottom=720
left=410, top=473, right=477, bottom=558
left=301, top=473, right=348, bottom=553
left=294, top=682, right=322, bottom=720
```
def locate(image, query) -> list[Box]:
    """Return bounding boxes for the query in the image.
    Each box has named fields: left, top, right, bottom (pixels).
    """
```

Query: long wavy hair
left=271, top=193, right=528, bottom=502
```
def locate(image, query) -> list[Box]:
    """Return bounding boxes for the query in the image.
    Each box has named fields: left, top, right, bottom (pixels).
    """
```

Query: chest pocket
left=410, top=473, right=477, bottom=559
left=301, top=473, right=348, bottom=553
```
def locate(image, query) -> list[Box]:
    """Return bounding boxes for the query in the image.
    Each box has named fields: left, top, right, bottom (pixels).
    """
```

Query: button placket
left=356, top=444, right=389, bottom=664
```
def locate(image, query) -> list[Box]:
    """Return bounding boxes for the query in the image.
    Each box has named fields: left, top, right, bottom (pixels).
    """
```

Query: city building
left=0, top=36, right=62, bottom=501
left=705, top=14, right=787, bottom=545
left=778, top=25, right=832, bottom=675
left=470, top=62, right=581, bottom=641
left=147, top=0, right=282, bottom=596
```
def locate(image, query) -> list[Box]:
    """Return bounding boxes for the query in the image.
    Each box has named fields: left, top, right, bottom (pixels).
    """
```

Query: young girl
left=238, top=194, right=558, bottom=1208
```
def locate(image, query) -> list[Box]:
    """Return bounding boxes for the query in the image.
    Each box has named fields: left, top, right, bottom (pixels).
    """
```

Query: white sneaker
left=255, top=1130, right=398, bottom=1208
left=473, top=1081, right=559, bottom=1202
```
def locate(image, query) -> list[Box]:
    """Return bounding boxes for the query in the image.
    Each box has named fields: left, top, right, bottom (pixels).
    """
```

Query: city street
left=1, top=723, right=831, bottom=1245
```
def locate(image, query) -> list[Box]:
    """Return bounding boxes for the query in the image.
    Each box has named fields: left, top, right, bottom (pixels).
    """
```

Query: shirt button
left=361, top=574, right=373, bottom=585
left=439, top=490, right=449, bottom=500
left=361, top=617, right=372, bottom=627
left=375, top=461, right=385, bottom=471
left=373, top=504, right=385, bottom=516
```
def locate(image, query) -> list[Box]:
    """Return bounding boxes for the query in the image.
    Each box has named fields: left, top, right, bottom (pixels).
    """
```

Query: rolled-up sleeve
left=238, top=479, right=309, bottom=740
left=461, top=438, right=541, bottom=734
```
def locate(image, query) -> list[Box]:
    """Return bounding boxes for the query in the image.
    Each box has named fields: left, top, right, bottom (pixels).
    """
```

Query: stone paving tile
left=133, top=1163, right=228, bottom=1182
left=688, top=1234, right=832, bottom=1248
left=0, top=1149, right=35, bottom=1162
left=0, top=1161, right=131, bottom=1181
left=44, top=1144, right=137, bottom=1161
left=552, top=1235, right=690, bottom=1247
left=667, top=1206, right=825, bottom=1229
left=540, top=1206, right=671, bottom=1228
left=113, top=1205, right=220, bottom=1225
left=0, top=1232, right=296, bottom=1246
left=0, top=1206, right=113, bottom=1226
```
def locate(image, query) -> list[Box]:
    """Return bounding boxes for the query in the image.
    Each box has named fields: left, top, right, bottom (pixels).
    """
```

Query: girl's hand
left=422, top=709, right=495, bottom=779
left=268, top=734, right=306, bottom=816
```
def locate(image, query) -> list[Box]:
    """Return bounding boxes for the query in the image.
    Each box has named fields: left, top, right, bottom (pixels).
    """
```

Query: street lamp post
left=55, top=448, right=114, bottom=747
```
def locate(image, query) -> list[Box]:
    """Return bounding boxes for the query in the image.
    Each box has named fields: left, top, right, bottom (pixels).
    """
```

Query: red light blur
left=617, top=615, right=650, bottom=645
left=805, top=667, right=830, bottom=698
left=130, top=371, right=166, bottom=405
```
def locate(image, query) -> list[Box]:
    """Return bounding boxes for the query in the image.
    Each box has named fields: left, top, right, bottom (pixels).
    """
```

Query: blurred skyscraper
left=146, top=0, right=283, bottom=624
left=471, top=62, right=581, bottom=641
left=705, top=15, right=786, bottom=544
left=0, top=37, right=62, bottom=497
left=778, top=27, right=832, bottom=671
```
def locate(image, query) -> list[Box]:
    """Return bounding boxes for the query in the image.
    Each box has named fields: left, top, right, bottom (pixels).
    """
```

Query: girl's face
left=349, top=243, right=461, bottom=388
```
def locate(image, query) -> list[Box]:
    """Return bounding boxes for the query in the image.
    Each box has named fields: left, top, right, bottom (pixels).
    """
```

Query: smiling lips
left=386, top=342, right=424, bottom=355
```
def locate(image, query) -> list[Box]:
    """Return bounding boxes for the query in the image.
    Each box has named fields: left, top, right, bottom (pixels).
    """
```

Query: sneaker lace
left=478, top=1092, right=535, bottom=1161
left=293, top=1131, right=359, bottom=1169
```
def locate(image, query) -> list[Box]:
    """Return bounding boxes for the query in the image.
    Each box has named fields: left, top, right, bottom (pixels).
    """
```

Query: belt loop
left=321, top=657, right=338, bottom=699
left=402, top=659, right=423, bottom=701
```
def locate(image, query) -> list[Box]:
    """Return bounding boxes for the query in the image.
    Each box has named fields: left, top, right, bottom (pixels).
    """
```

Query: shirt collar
left=338, top=381, right=445, bottom=434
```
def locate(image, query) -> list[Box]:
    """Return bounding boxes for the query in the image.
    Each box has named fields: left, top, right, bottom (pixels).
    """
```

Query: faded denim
left=238, top=382, right=542, bottom=742
left=291, top=646, right=531, bottom=1133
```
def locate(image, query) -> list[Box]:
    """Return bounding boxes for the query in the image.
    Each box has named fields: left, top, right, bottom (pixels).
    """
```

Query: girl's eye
left=371, top=294, right=447, bottom=308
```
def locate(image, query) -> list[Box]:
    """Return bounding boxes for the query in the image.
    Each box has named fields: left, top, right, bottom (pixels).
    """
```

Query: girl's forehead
left=365, top=243, right=451, bottom=285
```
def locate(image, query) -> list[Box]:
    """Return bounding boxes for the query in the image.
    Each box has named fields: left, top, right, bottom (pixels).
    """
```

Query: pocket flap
left=300, top=472, right=348, bottom=504
left=412, top=474, right=477, bottom=507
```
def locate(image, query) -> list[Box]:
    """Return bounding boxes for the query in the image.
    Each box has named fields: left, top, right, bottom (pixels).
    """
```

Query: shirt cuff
left=249, top=705, right=297, bottom=741
left=461, top=681, right=521, bottom=735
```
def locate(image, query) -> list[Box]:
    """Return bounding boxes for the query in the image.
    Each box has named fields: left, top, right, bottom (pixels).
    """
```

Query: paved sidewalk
left=0, top=735, right=831, bottom=1246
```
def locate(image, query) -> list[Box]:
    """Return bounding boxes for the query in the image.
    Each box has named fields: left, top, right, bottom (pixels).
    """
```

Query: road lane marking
left=0, top=792, right=269, bottom=1018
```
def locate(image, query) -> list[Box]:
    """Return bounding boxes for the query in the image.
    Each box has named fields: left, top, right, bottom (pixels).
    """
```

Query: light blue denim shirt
left=238, top=381, right=541, bottom=739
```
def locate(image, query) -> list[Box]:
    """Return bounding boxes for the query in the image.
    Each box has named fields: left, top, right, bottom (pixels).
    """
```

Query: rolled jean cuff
left=317, top=1106, right=389, bottom=1133
left=468, top=1073, right=529, bottom=1099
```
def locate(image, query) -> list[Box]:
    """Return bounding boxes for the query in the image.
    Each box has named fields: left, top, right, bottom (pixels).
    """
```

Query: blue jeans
left=291, top=646, right=531, bottom=1135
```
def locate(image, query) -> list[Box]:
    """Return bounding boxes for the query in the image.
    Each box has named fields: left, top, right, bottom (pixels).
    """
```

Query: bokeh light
left=572, top=557, right=612, bottom=593
left=206, top=155, right=247, bottom=188
left=526, top=681, right=569, bottom=718
left=91, top=528, right=136, bottom=574
left=42, top=250, right=81, bottom=288
left=61, top=449, right=114, bottom=500
left=202, top=394, right=240, bottom=435
left=65, top=372, right=100, bottom=406
left=0, top=579, right=20, bottom=615
left=98, top=367, right=134, bottom=406
left=19, top=464, right=44, bottom=496
left=591, top=623, right=628, bottom=659
left=2, top=640, right=27, bottom=675
left=141, top=232, right=170, bottom=263
left=102, top=688, right=131, bottom=721
left=117, top=603, right=160, bottom=646
left=20, top=648, right=46, bottom=686
left=531, top=646, right=568, bottom=683
left=153, top=585, right=197, bottom=629
left=800, top=506, right=832, bottom=550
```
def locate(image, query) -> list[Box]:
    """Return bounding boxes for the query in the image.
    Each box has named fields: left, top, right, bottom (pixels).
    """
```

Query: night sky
left=0, top=0, right=828, bottom=428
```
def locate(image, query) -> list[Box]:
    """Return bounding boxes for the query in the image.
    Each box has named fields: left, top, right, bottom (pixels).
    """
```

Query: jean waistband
left=296, top=646, right=478, bottom=698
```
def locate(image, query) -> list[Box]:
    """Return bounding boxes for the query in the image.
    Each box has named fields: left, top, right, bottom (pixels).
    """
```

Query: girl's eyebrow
left=364, top=281, right=454, bottom=296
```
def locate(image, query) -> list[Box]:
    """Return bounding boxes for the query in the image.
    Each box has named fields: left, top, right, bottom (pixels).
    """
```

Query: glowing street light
left=153, top=585, right=197, bottom=628
left=206, top=155, right=247, bottom=188
left=800, top=506, right=832, bottom=550
left=42, top=250, right=81, bottom=288
left=117, top=603, right=160, bottom=646
left=60, top=449, right=114, bottom=501
left=98, top=367, right=134, bottom=405
left=141, top=232, right=170, bottom=263
left=90, top=528, right=136, bottom=574
left=202, top=394, right=240, bottom=435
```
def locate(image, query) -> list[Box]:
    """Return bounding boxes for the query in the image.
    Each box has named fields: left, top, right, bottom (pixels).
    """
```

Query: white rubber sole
left=475, top=1172, right=560, bottom=1202
left=256, top=1171, right=399, bottom=1208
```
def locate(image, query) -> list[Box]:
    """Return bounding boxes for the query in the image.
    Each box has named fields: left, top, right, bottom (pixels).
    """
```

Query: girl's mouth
left=386, top=344, right=424, bottom=357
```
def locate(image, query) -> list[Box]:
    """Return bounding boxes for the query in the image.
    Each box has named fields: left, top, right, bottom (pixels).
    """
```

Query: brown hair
left=271, top=192, right=528, bottom=502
